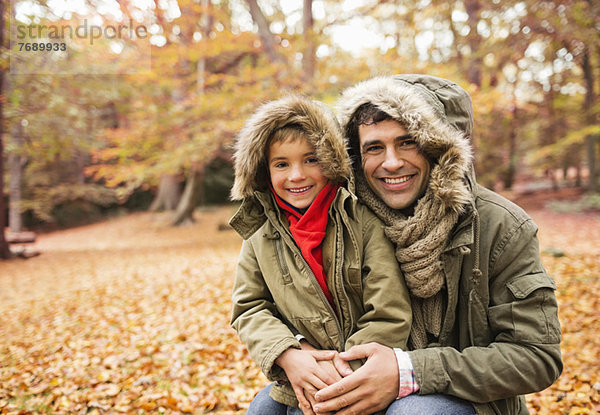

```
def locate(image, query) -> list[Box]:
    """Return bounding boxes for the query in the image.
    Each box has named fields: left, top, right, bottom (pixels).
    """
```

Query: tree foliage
left=1, top=0, right=599, bottom=240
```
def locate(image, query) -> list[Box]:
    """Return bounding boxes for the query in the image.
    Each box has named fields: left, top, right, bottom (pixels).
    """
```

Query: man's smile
left=381, top=175, right=414, bottom=185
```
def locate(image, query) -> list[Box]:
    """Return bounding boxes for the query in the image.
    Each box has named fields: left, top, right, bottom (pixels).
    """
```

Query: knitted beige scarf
left=355, top=172, right=460, bottom=350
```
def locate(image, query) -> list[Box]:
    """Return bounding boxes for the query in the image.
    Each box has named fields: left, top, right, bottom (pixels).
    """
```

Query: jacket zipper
left=335, top=210, right=355, bottom=341
left=273, top=235, right=291, bottom=282
left=279, top=229, right=345, bottom=351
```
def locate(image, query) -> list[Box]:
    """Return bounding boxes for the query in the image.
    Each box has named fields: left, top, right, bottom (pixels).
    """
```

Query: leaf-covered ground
left=1, top=202, right=599, bottom=414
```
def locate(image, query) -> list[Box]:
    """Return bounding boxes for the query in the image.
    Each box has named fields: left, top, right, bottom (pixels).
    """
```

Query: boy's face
left=268, top=136, right=328, bottom=210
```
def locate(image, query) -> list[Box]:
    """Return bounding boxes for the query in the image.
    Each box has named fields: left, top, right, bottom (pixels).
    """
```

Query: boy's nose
left=289, top=165, right=306, bottom=181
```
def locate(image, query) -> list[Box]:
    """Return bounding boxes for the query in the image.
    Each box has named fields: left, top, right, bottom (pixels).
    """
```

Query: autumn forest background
left=0, top=0, right=599, bottom=413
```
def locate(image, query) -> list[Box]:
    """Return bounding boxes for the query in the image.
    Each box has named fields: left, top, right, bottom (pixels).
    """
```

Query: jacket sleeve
left=345, top=209, right=412, bottom=351
left=408, top=217, right=563, bottom=403
left=230, top=238, right=301, bottom=381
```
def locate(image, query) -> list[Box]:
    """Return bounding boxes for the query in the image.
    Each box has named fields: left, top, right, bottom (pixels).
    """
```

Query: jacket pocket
left=290, top=317, right=338, bottom=350
left=468, top=289, right=492, bottom=346
left=344, top=267, right=363, bottom=296
left=505, top=272, right=560, bottom=343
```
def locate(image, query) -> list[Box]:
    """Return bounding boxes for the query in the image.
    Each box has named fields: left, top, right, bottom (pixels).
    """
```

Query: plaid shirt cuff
left=393, top=348, right=420, bottom=398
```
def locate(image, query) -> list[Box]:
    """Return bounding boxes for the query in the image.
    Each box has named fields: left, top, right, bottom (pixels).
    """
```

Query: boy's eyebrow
left=269, top=152, right=317, bottom=162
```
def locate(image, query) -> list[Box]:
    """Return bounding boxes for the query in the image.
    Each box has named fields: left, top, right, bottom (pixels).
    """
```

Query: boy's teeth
left=384, top=176, right=410, bottom=184
left=289, top=186, right=311, bottom=193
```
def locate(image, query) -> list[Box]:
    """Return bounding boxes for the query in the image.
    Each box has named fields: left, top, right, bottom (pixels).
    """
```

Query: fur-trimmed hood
left=336, top=74, right=474, bottom=214
left=230, top=95, right=352, bottom=200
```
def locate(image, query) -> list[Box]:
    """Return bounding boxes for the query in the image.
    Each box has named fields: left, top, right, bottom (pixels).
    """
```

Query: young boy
left=229, top=95, right=411, bottom=412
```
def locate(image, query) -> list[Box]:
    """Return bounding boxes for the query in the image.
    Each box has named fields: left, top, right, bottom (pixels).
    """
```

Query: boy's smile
left=268, top=137, right=328, bottom=210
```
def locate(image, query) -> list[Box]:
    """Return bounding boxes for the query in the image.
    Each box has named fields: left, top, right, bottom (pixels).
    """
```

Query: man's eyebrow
left=361, top=139, right=382, bottom=150
left=394, top=134, right=413, bottom=141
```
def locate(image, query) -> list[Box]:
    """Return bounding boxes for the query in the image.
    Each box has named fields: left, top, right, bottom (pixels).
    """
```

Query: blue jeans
left=246, top=383, right=302, bottom=415
left=247, top=383, right=475, bottom=415
left=386, top=394, right=476, bottom=415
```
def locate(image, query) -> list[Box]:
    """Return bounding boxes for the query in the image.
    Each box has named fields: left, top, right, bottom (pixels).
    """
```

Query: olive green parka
left=229, top=95, right=412, bottom=407
left=337, top=75, right=563, bottom=415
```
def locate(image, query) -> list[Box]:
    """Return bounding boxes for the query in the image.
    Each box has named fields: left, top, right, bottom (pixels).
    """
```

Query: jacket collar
left=229, top=185, right=357, bottom=240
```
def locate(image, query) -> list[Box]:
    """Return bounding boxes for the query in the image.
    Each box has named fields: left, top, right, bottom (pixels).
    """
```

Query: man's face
left=359, top=119, right=430, bottom=213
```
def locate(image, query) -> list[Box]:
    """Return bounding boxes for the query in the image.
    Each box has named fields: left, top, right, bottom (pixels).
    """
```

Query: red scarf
left=271, top=182, right=340, bottom=308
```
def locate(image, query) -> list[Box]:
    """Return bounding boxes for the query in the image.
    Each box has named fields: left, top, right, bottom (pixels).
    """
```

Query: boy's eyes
left=272, top=157, right=319, bottom=168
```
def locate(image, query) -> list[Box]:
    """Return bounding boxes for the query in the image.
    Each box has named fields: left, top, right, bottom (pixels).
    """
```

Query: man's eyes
left=363, top=145, right=384, bottom=154
left=362, top=140, right=416, bottom=155
left=398, top=139, right=417, bottom=148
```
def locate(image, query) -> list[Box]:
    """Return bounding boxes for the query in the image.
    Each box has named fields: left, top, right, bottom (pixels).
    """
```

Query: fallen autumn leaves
left=0, top=208, right=264, bottom=414
left=0, top=205, right=599, bottom=414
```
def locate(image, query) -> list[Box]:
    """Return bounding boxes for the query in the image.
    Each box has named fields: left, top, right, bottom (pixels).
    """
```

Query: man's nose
left=381, top=149, right=405, bottom=171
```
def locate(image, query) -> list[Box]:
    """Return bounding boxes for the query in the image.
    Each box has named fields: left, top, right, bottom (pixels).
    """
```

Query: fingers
left=309, top=350, right=336, bottom=361
left=338, top=343, right=373, bottom=362
left=292, top=383, right=312, bottom=410
left=312, top=381, right=362, bottom=414
left=314, top=374, right=361, bottom=403
left=332, top=353, right=354, bottom=377
left=313, top=343, right=399, bottom=414
left=318, top=399, right=380, bottom=415
left=302, top=386, right=318, bottom=415
left=299, top=399, right=316, bottom=415
left=313, top=380, right=386, bottom=415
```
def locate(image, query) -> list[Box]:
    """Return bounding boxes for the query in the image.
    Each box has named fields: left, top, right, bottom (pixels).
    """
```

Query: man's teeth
left=289, top=186, right=311, bottom=193
left=384, top=176, right=411, bottom=184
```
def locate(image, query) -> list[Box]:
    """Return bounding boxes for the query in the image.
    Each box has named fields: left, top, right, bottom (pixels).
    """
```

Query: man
left=309, top=74, right=562, bottom=415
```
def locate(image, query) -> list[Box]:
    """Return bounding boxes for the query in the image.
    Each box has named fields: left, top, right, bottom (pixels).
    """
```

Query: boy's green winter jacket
left=229, top=95, right=412, bottom=407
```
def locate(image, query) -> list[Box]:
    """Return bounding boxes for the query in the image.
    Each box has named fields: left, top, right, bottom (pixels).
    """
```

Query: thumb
left=308, top=350, right=336, bottom=361
left=339, top=344, right=371, bottom=361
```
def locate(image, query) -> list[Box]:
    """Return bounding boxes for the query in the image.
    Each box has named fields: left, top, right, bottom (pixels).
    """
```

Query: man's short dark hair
left=345, top=103, right=393, bottom=165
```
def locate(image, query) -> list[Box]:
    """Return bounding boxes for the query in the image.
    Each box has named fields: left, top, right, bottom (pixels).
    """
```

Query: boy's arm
left=231, top=239, right=347, bottom=403
left=230, top=239, right=301, bottom=381
left=344, top=211, right=412, bottom=351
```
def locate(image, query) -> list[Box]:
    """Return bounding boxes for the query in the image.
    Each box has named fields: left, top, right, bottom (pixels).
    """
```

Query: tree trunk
left=8, top=123, right=25, bottom=233
left=197, top=0, right=212, bottom=94
left=0, top=0, right=12, bottom=259
left=172, top=164, right=205, bottom=226
left=504, top=103, right=518, bottom=190
left=587, top=135, right=598, bottom=192
left=149, top=174, right=181, bottom=212
left=582, top=48, right=597, bottom=192
left=245, top=0, right=284, bottom=64
left=302, top=0, right=315, bottom=82
left=464, top=0, right=482, bottom=87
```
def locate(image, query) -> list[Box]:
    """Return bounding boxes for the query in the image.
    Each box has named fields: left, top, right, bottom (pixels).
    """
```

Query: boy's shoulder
left=229, top=192, right=272, bottom=240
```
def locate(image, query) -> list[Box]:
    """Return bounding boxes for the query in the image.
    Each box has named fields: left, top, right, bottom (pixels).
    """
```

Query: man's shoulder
left=473, top=184, right=532, bottom=224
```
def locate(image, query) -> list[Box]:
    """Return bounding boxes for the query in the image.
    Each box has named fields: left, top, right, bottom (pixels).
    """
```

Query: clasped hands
left=275, top=341, right=400, bottom=415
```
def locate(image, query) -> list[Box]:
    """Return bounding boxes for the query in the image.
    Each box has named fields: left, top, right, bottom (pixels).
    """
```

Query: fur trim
left=231, top=95, right=351, bottom=200
left=336, top=76, right=474, bottom=214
